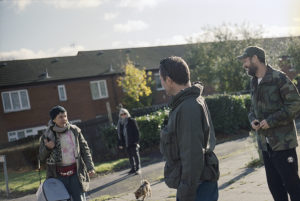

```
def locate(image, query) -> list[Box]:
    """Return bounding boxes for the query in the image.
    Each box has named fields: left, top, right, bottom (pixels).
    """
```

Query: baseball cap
left=237, top=46, right=265, bottom=60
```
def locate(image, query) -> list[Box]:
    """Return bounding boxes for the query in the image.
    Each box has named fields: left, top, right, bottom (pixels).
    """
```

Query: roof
left=1, top=36, right=297, bottom=88
left=0, top=44, right=189, bottom=88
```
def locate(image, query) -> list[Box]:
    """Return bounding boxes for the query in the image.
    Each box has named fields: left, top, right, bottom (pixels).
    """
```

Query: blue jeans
left=177, top=181, right=218, bottom=201
left=57, top=173, right=86, bottom=201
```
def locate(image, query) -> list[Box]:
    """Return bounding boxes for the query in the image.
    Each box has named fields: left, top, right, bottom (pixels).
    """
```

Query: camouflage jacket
left=249, top=65, right=300, bottom=151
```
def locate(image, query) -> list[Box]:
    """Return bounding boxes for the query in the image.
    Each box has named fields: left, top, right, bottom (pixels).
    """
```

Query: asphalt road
left=3, top=120, right=300, bottom=201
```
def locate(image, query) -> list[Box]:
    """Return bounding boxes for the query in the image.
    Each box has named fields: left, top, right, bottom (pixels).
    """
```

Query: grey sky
left=0, top=0, right=299, bottom=60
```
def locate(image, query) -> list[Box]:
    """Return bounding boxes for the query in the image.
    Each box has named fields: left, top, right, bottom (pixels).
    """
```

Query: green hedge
left=206, top=94, right=250, bottom=134
left=97, top=109, right=168, bottom=158
left=99, top=94, right=250, bottom=159
left=135, top=110, right=169, bottom=149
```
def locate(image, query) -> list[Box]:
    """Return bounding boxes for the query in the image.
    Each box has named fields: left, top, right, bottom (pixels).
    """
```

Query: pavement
left=3, top=121, right=300, bottom=201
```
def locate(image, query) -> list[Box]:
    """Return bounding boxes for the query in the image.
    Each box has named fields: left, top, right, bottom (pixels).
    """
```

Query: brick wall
left=0, top=74, right=168, bottom=144
left=0, top=75, right=123, bottom=144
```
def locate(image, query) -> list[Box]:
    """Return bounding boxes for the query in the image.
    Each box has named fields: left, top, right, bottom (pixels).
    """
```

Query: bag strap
left=201, top=101, right=211, bottom=152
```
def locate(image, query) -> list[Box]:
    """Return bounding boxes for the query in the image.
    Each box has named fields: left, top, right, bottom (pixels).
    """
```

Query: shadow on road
left=87, top=174, right=132, bottom=196
left=150, top=179, right=164, bottom=187
left=219, top=168, right=256, bottom=190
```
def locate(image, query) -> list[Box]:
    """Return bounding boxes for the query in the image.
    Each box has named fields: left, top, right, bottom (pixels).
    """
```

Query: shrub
left=206, top=94, right=250, bottom=134
left=136, top=110, right=169, bottom=150
left=95, top=94, right=251, bottom=162
left=98, top=109, right=168, bottom=156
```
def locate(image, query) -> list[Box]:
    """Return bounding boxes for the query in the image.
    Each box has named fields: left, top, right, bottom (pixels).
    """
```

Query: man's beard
left=247, top=65, right=258, bottom=77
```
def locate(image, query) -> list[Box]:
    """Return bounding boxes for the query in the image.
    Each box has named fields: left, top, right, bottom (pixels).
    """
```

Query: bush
left=136, top=110, right=169, bottom=150
left=98, top=109, right=168, bottom=157
left=206, top=94, right=250, bottom=134
left=97, top=94, right=250, bottom=161
left=101, top=125, right=118, bottom=150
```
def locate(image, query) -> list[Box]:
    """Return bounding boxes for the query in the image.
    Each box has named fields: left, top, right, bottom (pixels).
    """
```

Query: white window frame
left=58, top=85, right=67, bottom=101
left=1, top=89, right=31, bottom=113
left=69, top=119, right=81, bottom=124
left=7, top=125, right=47, bottom=142
left=90, top=80, right=109, bottom=100
left=154, top=73, right=164, bottom=91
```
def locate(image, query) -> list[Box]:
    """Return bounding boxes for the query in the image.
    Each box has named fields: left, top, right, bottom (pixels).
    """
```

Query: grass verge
left=245, top=158, right=263, bottom=169
left=0, top=157, right=150, bottom=198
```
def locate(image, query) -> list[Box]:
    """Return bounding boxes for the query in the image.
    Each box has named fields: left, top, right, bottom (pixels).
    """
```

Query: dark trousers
left=262, top=145, right=300, bottom=201
left=127, top=145, right=141, bottom=170
left=57, top=173, right=86, bottom=201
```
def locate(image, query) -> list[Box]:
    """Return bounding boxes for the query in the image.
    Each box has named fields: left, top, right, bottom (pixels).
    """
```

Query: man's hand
left=44, top=138, right=55, bottom=149
left=118, top=146, right=123, bottom=149
left=251, top=120, right=261, bottom=131
left=260, top=119, right=270, bottom=129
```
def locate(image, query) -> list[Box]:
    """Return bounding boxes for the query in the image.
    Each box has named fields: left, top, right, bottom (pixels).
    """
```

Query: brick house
left=0, top=45, right=189, bottom=145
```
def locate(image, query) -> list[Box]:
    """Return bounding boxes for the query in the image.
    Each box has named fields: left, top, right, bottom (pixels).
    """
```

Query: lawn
left=0, top=157, right=143, bottom=197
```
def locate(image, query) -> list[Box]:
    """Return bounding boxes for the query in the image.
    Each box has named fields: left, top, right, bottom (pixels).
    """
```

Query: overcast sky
left=0, top=0, right=299, bottom=61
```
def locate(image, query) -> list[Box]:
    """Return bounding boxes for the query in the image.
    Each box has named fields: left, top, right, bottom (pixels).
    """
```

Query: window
left=58, top=85, right=67, bottom=101
left=90, top=80, right=108, bottom=100
left=69, top=119, right=81, bottom=124
left=1, top=90, right=30, bottom=113
left=8, top=130, right=26, bottom=142
left=8, top=132, right=17, bottom=142
left=7, top=125, right=47, bottom=142
left=154, top=73, right=164, bottom=91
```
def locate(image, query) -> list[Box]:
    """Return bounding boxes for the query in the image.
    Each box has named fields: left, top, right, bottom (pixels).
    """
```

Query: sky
left=0, top=0, right=299, bottom=61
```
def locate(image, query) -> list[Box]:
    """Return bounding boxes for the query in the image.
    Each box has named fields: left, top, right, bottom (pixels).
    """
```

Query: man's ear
left=165, top=76, right=172, bottom=85
left=252, top=55, right=259, bottom=63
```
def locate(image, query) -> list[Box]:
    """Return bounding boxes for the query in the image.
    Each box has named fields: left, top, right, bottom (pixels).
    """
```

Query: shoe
left=135, top=169, right=141, bottom=175
left=128, top=169, right=135, bottom=174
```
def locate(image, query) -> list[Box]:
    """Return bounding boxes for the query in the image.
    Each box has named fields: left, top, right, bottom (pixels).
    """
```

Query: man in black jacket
left=117, top=108, right=141, bottom=175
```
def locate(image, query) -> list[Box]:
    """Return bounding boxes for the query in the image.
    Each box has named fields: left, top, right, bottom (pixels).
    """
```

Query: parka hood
left=169, top=82, right=204, bottom=110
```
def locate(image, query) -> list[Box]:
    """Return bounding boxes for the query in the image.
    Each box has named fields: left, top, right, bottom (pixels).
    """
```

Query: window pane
left=9, top=137, right=17, bottom=142
left=155, top=74, right=163, bottom=89
left=99, top=81, right=107, bottom=97
left=2, top=92, right=12, bottom=111
left=17, top=131, right=25, bottom=139
left=20, top=91, right=29, bottom=108
left=8, top=132, right=16, bottom=137
left=58, top=86, right=66, bottom=101
left=11, top=92, right=21, bottom=110
left=90, top=82, right=100, bottom=99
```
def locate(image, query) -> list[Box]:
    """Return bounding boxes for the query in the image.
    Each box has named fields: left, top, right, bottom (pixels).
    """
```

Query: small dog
left=134, top=179, right=152, bottom=201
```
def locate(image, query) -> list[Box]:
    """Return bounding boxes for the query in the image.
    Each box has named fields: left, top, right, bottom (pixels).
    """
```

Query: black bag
left=201, top=151, right=220, bottom=181
left=200, top=103, right=220, bottom=181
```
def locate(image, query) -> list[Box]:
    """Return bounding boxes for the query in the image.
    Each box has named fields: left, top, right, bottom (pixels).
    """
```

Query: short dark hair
left=49, top=105, right=66, bottom=120
left=159, top=56, right=190, bottom=85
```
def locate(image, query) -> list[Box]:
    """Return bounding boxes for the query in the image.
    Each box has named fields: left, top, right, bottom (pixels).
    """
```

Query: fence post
left=0, top=155, right=9, bottom=197
left=106, top=102, right=113, bottom=124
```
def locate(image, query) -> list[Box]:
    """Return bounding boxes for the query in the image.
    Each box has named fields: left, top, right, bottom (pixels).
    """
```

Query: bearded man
left=238, top=46, right=300, bottom=201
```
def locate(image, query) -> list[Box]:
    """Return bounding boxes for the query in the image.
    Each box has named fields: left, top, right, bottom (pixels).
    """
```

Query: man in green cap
left=238, top=46, right=300, bottom=201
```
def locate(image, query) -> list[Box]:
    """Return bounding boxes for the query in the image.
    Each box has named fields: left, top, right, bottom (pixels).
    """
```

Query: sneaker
left=135, top=169, right=141, bottom=175
left=128, top=169, right=135, bottom=174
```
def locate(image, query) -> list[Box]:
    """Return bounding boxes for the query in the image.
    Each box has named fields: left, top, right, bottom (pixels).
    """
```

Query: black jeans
left=262, top=144, right=300, bottom=201
left=127, top=145, right=141, bottom=171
